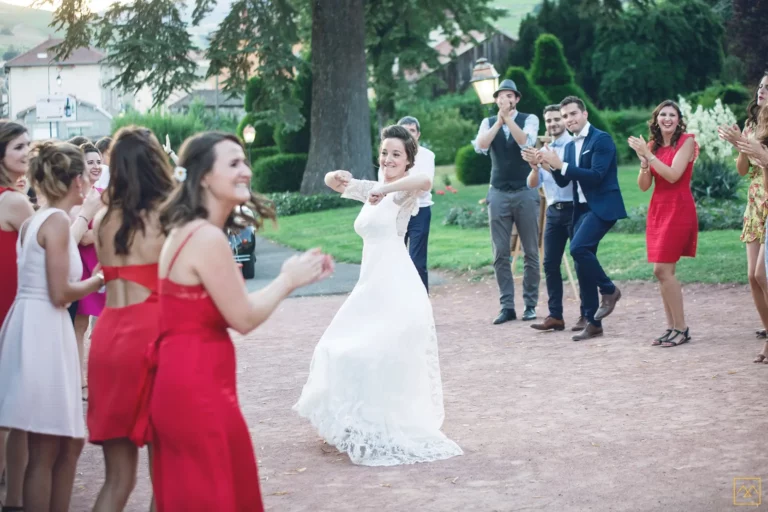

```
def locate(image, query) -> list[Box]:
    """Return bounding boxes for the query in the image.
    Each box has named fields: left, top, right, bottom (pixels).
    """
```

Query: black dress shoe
left=493, top=308, right=516, bottom=325
left=522, top=307, right=536, bottom=321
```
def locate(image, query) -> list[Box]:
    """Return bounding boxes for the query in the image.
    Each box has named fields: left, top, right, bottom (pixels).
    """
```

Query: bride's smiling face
left=379, top=138, right=410, bottom=182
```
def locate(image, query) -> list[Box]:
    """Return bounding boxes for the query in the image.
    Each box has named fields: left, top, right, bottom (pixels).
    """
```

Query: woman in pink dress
left=72, top=142, right=105, bottom=399
left=131, top=132, right=333, bottom=511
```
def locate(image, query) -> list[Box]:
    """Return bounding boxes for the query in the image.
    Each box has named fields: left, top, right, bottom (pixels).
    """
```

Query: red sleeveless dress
left=131, top=227, right=264, bottom=512
left=87, top=263, right=160, bottom=443
left=0, top=187, right=19, bottom=326
left=646, top=133, right=699, bottom=263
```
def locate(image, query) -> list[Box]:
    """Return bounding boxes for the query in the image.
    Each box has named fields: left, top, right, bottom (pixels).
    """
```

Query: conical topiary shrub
left=504, top=66, right=553, bottom=120
left=530, top=33, right=612, bottom=135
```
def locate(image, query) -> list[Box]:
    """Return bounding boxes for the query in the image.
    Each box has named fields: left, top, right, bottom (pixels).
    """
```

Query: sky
left=1, top=0, right=116, bottom=11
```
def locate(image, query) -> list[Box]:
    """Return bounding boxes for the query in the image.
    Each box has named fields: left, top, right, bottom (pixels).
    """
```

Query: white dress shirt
left=472, top=111, right=540, bottom=154
left=377, top=145, right=435, bottom=207
left=561, top=122, right=590, bottom=204
left=528, top=132, right=573, bottom=207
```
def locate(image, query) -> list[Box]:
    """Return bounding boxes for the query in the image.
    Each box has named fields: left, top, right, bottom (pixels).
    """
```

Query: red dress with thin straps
left=0, top=187, right=19, bottom=325
left=87, top=263, right=160, bottom=443
left=131, top=227, right=264, bottom=512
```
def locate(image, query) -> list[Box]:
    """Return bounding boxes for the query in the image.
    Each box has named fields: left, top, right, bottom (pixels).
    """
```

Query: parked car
left=228, top=206, right=257, bottom=279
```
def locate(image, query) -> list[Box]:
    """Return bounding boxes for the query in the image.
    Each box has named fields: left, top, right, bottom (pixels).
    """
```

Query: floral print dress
left=741, top=127, right=768, bottom=244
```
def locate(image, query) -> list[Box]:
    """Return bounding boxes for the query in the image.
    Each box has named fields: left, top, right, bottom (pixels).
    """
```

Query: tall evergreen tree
left=728, top=0, right=768, bottom=84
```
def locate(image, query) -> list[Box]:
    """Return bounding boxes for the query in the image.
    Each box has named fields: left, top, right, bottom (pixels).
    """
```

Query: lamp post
left=243, top=124, right=256, bottom=165
left=469, top=58, right=500, bottom=106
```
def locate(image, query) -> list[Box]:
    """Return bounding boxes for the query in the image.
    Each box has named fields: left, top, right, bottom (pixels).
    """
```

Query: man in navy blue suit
left=536, top=96, right=627, bottom=341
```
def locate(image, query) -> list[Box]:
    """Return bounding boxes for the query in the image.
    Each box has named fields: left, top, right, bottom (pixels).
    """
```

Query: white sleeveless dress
left=0, top=208, right=85, bottom=438
left=293, top=179, right=463, bottom=466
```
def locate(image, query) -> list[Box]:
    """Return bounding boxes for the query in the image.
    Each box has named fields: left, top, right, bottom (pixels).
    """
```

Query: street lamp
left=243, top=124, right=256, bottom=165
left=470, top=58, right=500, bottom=105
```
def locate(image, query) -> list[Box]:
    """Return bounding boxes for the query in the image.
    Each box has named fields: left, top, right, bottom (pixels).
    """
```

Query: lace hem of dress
left=393, top=190, right=419, bottom=237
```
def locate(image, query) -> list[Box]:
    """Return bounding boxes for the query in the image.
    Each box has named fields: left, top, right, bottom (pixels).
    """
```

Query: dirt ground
left=19, top=278, right=768, bottom=511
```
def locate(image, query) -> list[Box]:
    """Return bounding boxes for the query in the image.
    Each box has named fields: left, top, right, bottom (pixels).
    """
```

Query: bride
left=293, top=125, right=462, bottom=466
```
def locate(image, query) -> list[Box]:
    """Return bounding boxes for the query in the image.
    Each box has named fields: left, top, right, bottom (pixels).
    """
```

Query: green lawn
left=262, top=165, right=748, bottom=284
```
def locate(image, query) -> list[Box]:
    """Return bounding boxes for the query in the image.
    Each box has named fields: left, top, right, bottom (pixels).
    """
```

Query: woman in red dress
left=0, top=121, right=33, bottom=512
left=629, top=100, right=698, bottom=348
left=131, top=132, right=333, bottom=511
left=87, top=127, right=174, bottom=511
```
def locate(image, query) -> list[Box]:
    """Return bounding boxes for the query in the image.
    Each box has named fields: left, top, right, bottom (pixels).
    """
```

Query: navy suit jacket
left=552, top=125, right=627, bottom=222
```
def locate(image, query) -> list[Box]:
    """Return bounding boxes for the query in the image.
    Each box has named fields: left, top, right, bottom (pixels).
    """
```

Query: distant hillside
left=0, top=1, right=58, bottom=58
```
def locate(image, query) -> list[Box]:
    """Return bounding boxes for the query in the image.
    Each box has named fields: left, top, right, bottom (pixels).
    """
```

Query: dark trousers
left=406, top=206, right=431, bottom=292
left=543, top=203, right=584, bottom=320
left=570, top=203, right=616, bottom=327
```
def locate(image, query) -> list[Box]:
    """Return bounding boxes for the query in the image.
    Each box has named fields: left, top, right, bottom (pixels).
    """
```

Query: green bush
left=274, top=58, right=312, bottom=154
left=250, top=146, right=280, bottom=162
left=530, top=33, right=612, bottom=135
left=613, top=199, right=743, bottom=234
left=604, top=107, right=652, bottom=163
left=112, top=111, right=204, bottom=152
left=503, top=66, right=552, bottom=120
left=691, top=156, right=742, bottom=201
left=252, top=153, right=307, bottom=193
left=410, top=108, right=477, bottom=166
left=443, top=205, right=489, bottom=229
left=455, top=144, right=491, bottom=185
left=687, top=83, right=751, bottom=127
left=265, top=191, right=351, bottom=216
left=237, top=113, right=275, bottom=148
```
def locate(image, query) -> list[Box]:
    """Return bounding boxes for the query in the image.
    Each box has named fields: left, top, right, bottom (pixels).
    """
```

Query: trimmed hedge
left=530, top=34, right=612, bottom=135
left=265, top=191, right=350, bottom=216
left=455, top=144, right=491, bottom=185
left=112, top=112, right=203, bottom=152
left=612, top=198, right=743, bottom=234
left=274, top=58, right=312, bottom=154
left=237, top=113, right=275, bottom=148
left=252, top=153, right=307, bottom=193
left=504, top=66, right=552, bottom=119
left=249, top=146, right=280, bottom=162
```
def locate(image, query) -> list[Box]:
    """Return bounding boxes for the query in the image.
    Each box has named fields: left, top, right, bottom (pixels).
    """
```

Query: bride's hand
left=368, top=184, right=386, bottom=205
left=333, top=170, right=352, bottom=186
left=280, top=248, right=334, bottom=289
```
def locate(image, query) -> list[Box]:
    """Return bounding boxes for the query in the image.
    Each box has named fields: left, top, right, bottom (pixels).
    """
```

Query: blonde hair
left=28, top=141, right=86, bottom=203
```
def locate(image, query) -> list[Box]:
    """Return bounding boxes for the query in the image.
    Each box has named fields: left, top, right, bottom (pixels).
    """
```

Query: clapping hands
left=281, top=248, right=335, bottom=289
left=521, top=145, right=562, bottom=171
left=718, top=124, right=745, bottom=148
left=627, top=135, right=651, bottom=160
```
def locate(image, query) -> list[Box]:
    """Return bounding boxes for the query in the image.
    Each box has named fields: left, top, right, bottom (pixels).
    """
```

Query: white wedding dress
left=293, top=178, right=463, bottom=466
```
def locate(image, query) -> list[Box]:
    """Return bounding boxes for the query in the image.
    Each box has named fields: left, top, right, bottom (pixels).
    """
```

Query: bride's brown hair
left=159, top=131, right=276, bottom=234
left=380, top=125, right=418, bottom=170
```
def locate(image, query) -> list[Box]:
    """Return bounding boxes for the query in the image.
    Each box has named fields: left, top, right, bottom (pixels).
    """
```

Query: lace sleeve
left=341, top=179, right=377, bottom=203
left=394, top=191, right=420, bottom=237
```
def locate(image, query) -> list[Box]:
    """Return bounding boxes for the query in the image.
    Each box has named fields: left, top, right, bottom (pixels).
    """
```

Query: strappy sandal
left=754, top=354, right=767, bottom=363
left=757, top=329, right=767, bottom=339
left=661, top=328, right=690, bottom=348
left=651, top=329, right=672, bottom=346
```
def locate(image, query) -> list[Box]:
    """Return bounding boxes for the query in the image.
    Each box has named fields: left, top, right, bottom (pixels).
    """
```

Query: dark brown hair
left=559, top=96, right=586, bottom=112
left=99, top=126, right=175, bottom=254
left=747, top=72, right=768, bottom=129
left=380, top=124, right=418, bottom=170
left=159, top=131, right=276, bottom=234
left=95, top=137, right=112, bottom=155
left=80, top=142, right=100, bottom=156
left=648, top=100, right=687, bottom=154
left=755, top=105, right=768, bottom=149
left=0, top=121, right=28, bottom=187
left=543, top=104, right=561, bottom=116
left=28, top=141, right=86, bottom=202
left=68, top=136, right=91, bottom=147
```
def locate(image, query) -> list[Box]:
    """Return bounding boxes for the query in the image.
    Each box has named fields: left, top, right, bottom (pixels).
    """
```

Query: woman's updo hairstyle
left=80, top=142, right=100, bottom=156
left=380, top=124, right=418, bottom=171
left=28, top=141, right=86, bottom=203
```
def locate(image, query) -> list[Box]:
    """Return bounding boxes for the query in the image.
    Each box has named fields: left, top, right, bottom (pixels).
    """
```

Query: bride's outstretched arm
left=325, top=170, right=353, bottom=193
left=375, top=174, right=431, bottom=194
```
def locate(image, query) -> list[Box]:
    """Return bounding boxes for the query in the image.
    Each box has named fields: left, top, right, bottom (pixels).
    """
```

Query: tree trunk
left=301, top=0, right=373, bottom=194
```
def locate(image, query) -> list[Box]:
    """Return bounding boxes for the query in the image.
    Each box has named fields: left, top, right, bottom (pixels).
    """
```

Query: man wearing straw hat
left=472, top=79, right=541, bottom=325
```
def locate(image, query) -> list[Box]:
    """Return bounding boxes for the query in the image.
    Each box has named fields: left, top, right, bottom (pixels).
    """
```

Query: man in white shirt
left=378, top=116, right=435, bottom=291
left=523, top=105, right=584, bottom=333
left=472, top=79, right=541, bottom=325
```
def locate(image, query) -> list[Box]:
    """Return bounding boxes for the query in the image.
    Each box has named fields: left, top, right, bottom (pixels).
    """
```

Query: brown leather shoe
left=531, top=316, right=565, bottom=331
left=571, top=316, right=587, bottom=332
left=594, top=287, right=621, bottom=321
left=572, top=323, right=603, bottom=341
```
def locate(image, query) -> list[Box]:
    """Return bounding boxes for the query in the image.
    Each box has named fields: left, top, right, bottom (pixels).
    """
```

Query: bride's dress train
left=293, top=179, right=462, bottom=466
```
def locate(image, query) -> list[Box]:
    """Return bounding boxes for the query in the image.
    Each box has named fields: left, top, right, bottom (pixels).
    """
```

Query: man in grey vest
left=472, top=79, right=541, bottom=324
